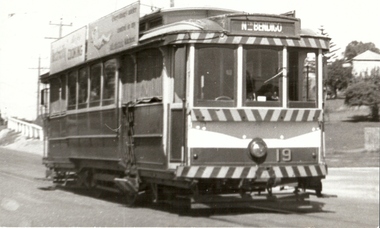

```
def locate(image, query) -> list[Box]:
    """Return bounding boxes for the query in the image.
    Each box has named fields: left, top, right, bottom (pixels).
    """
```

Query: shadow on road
left=37, top=183, right=334, bottom=217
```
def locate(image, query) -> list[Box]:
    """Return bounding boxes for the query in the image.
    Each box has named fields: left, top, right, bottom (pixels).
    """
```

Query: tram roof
left=139, top=8, right=329, bottom=46
left=42, top=6, right=330, bottom=79
left=139, top=7, right=327, bottom=39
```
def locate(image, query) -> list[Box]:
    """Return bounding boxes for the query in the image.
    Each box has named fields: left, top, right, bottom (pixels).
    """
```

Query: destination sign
left=229, top=17, right=300, bottom=38
left=50, top=26, right=86, bottom=74
left=87, top=2, right=140, bottom=60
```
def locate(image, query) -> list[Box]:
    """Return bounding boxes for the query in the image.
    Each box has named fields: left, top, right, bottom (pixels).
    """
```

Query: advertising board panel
left=87, top=2, right=140, bottom=60
left=50, top=26, right=86, bottom=74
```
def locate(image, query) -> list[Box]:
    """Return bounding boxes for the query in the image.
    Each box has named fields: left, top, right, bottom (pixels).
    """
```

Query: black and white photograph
left=0, top=0, right=379, bottom=227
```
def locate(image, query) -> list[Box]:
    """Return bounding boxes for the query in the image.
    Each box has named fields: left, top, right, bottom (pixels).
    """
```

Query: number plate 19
left=276, top=149, right=292, bottom=162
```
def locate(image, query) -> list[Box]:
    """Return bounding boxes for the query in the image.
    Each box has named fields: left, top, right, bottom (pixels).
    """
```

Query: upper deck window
left=244, top=46, right=282, bottom=107
left=194, top=45, right=237, bottom=107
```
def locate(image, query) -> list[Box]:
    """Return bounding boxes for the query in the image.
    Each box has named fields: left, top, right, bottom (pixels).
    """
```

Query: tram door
left=169, top=46, right=187, bottom=168
left=169, top=108, right=185, bottom=164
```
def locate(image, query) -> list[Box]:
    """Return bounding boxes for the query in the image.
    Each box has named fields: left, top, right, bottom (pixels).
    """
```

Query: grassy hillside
left=324, top=99, right=379, bottom=167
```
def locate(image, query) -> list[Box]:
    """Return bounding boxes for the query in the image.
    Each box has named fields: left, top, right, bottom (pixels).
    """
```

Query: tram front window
left=288, top=50, right=318, bottom=108
left=194, top=46, right=236, bottom=107
left=244, top=47, right=282, bottom=107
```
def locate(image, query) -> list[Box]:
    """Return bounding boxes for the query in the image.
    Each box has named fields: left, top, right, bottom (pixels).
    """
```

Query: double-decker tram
left=41, top=2, right=329, bottom=208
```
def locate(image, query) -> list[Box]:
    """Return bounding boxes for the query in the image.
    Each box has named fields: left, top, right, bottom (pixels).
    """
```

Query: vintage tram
left=41, top=3, right=329, bottom=207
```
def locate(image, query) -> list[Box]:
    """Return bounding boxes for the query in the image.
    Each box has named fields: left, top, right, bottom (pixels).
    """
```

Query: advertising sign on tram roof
left=50, top=26, right=86, bottom=74
left=87, top=2, right=140, bottom=61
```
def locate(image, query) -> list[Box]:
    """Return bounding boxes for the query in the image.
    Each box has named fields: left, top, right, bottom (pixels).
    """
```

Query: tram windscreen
left=194, top=46, right=236, bottom=107
left=288, top=50, right=318, bottom=108
left=244, top=47, right=282, bottom=107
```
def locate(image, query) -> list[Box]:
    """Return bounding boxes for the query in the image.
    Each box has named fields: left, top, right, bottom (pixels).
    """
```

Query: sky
left=0, top=0, right=379, bottom=120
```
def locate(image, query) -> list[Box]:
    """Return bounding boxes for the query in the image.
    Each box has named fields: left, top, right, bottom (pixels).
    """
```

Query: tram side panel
left=69, top=109, right=120, bottom=163
left=132, top=104, right=167, bottom=170
left=45, top=108, right=122, bottom=172
left=45, top=116, right=72, bottom=169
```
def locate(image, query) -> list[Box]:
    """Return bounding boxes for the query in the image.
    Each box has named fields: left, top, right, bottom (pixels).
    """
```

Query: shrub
left=345, top=68, right=380, bottom=121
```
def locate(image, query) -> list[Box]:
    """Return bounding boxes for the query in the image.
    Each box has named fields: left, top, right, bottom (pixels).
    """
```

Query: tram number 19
left=276, top=149, right=292, bottom=162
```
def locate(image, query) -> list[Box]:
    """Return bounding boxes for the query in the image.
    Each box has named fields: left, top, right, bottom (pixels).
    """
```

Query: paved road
left=0, top=147, right=378, bottom=227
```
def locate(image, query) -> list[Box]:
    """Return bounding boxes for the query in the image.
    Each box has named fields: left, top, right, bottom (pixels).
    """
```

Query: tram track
left=0, top=169, right=37, bottom=183
left=199, top=198, right=372, bottom=228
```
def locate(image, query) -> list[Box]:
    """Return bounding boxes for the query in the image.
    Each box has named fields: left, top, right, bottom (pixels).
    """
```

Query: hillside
left=0, top=127, right=43, bottom=156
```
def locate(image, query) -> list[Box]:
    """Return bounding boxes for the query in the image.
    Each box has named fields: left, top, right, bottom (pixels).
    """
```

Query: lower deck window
left=103, top=59, right=116, bottom=106
left=78, top=68, right=88, bottom=109
left=90, top=64, right=101, bottom=107
left=68, top=72, right=77, bottom=110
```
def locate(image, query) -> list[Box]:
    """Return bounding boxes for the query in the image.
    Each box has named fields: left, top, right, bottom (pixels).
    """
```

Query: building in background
left=351, top=50, right=380, bottom=77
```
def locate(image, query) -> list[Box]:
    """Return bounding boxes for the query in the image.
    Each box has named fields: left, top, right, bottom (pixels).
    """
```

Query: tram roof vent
left=280, top=10, right=296, bottom=17
left=139, top=7, right=241, bottom=34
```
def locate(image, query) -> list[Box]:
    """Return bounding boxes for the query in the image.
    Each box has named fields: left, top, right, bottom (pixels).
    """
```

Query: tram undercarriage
left=46, top=161, right=324, bottom=209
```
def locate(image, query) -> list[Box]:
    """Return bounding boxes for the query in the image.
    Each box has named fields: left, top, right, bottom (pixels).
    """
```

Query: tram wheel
left=315, top=181, right=322, bottom=197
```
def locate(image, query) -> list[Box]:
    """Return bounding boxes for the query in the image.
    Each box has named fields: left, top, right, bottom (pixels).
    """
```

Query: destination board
left=229, top=15, right=300, bottom=38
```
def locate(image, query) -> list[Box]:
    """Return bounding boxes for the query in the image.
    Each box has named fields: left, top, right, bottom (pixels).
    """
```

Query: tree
left=345, top=68, right=380, bottom=121
left=344, top=41, right=380, bottom=60
left=326, top=59, right=352, bottom=98
left=319, top=26, right=351, bottom=97
left=318, top=25, right=340, bottom=63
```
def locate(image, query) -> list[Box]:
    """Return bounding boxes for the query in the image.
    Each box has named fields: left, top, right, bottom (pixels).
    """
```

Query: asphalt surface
left=0, top=147, right=379, bottom=227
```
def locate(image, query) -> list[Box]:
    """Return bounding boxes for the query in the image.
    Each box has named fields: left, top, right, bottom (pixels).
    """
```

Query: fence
left=7, top=117, right=44, bottom=141
left=365, top=127, right=380, bottom=151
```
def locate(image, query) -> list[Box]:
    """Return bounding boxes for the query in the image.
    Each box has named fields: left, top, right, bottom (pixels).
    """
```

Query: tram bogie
left=41, top=3, right=329, bottom=208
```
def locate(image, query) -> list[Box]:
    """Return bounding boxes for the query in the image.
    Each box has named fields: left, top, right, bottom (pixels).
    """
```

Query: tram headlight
left=247, top=138, right=268, bottom=163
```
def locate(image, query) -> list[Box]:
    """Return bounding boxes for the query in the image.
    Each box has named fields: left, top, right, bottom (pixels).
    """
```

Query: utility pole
left=45, top=18, right=72, bottom=39
left=36, top=18, right=71, bottom=117
left=29, top=56, right=49, bottom=117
